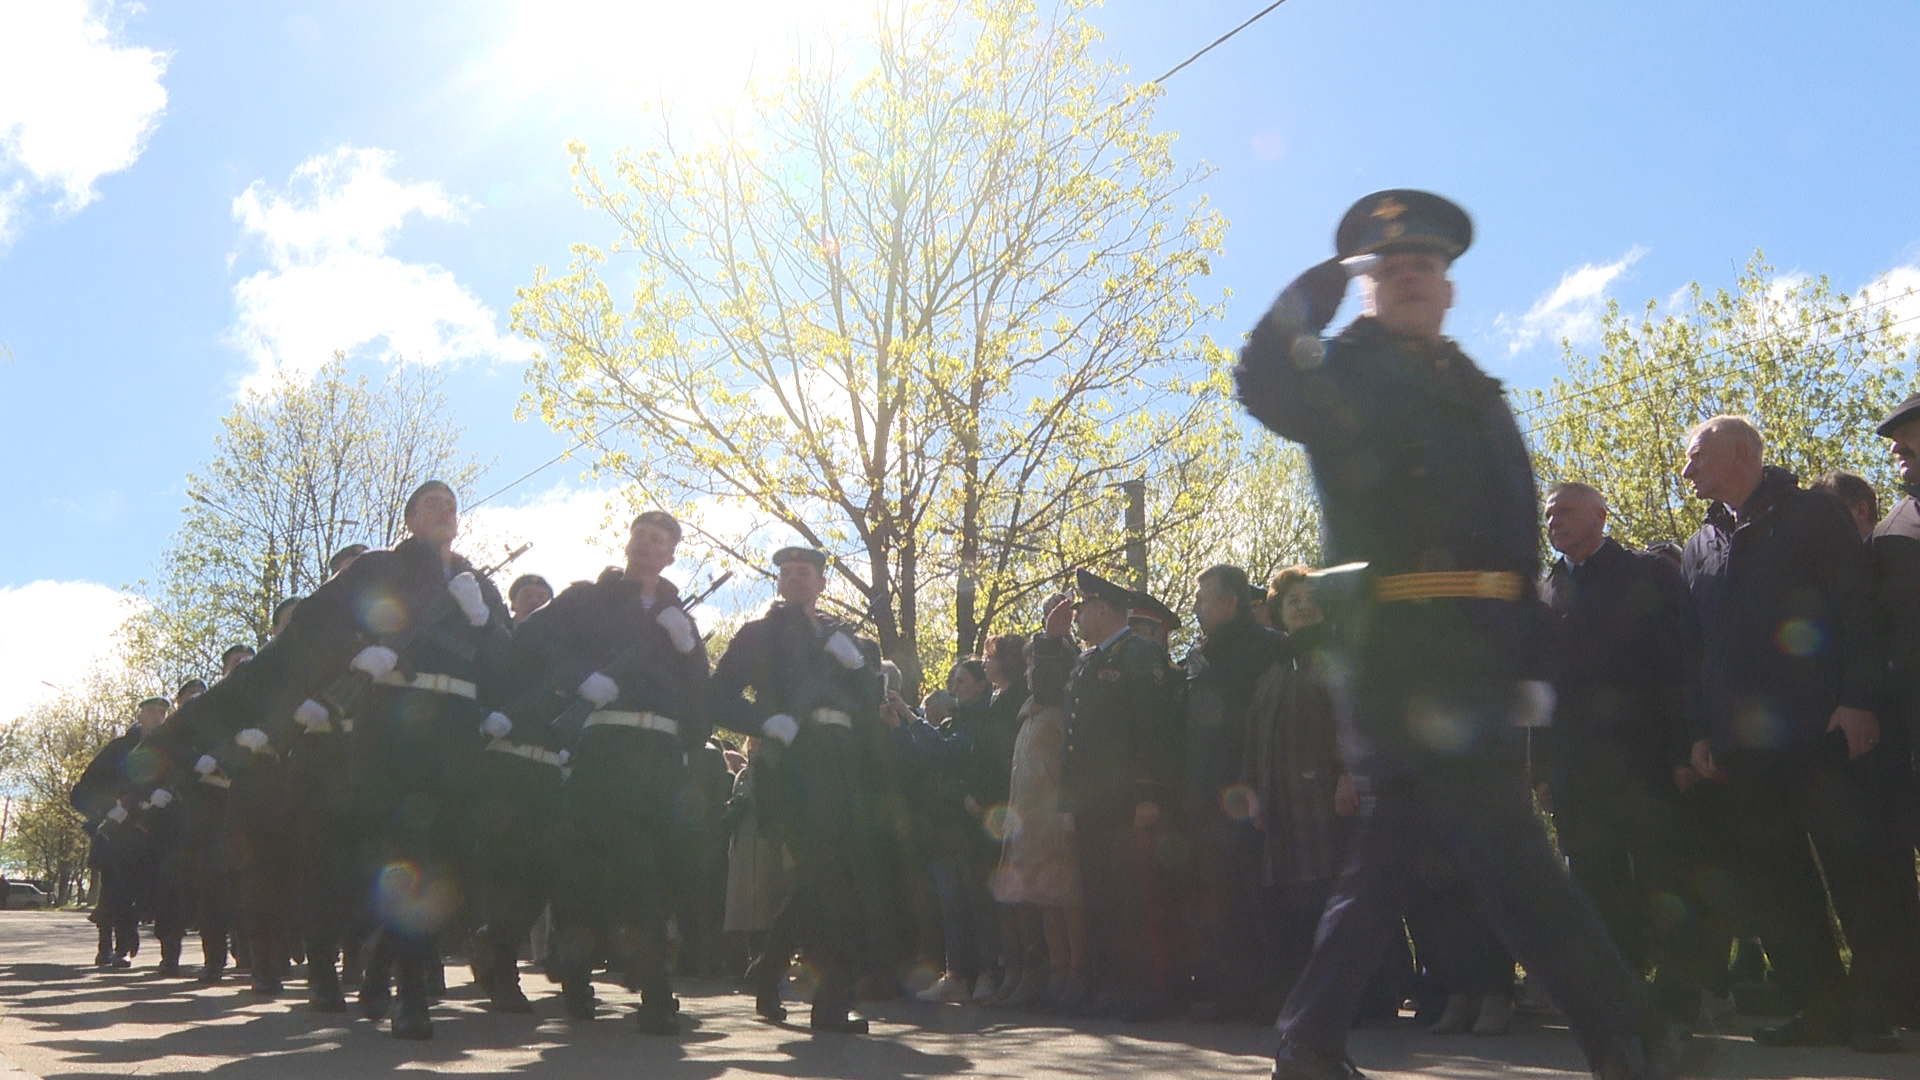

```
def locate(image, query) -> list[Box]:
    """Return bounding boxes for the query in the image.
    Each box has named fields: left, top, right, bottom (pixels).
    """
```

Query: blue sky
left=2, top=0, right=1918, bottom=711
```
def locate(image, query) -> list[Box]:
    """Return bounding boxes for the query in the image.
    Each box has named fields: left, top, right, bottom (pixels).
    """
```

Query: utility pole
left=1120, top=479, right=1147, bottom=589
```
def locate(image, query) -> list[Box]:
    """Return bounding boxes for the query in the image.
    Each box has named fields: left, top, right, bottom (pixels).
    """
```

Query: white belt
left=486, top=738, right=568, bottom=769
left=810, top=708, right=853, bottom=729
left=583, top=710, right=679, bottom=737
left=375, top=671, right=477, bottom=699
left=198, top=773, right=232, bottom=789
left=304, top=718, right=354, bottom=734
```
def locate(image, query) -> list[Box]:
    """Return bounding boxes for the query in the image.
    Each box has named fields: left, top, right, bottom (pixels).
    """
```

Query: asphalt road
left=0, top=911, right=1910, bottom=1079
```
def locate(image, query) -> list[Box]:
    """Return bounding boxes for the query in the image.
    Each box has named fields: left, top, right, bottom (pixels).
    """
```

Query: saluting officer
left=710, top=546, right=883, bottom=1035
left=507, top=510, right=708, bottom=1032
left=1235, top=192, right=1669, bottom=1079
left=1029, top=569, right=1184, bottom=1021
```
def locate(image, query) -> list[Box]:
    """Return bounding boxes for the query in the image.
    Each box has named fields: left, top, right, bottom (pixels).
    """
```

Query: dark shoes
left=1272, top=1034, right=1367, bottom=1080
left=755, top=989, right=788, bottom=1023
left=560, top=980, right=596, bottom=1020
left=808, top=1010, right=870, bottom=1035
left=1752, top=1013, right=1845, bottom=1048
left=634, top=1007, right=681, bottom=1036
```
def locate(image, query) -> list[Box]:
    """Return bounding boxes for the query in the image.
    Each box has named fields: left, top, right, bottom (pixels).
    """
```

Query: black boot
left=157, top=937, right=183, bottom=978
left=808, top=1005, right=869, bottom=1035
left=359, top=964, right=392, bottom=1021
left=487, top=942, right=532, bottom=1014
left=95, top=923, right=116, bottom=969
left=391, top=959, right=433, bottom=1041
left=746, top=952, right=787, bottom=1022
left=561, top=977, right=596, bottom=1020
left=635, top=999, right=681, bottom=1036
left=307, top=942, right=347, bottom=1013
left=197, top=931, right=227, bottom=983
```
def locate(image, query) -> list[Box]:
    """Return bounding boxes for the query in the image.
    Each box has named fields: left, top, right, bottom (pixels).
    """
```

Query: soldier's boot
left=94, top=923, right=115, bottom=969
left=358, top=936, right=394, bottom=1022
left=426, top=956, right=446, bottom=1002
left=157, top=937, right=183, bottom=978
left=635, top=995, right=681, bottom=1036
left=560, top=976, right=596, bottom=1020
left=486, top=942, right=532, bottom=1014
left=197, top=931, right=227, bottom=983
left=306, top=940, right=347, bottom=1013
left=390, top=959, right=433, bottom=1041
left=745, top=951, right=787, bottom=1022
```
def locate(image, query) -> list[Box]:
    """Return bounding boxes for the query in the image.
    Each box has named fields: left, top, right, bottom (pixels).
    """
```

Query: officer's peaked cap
left=1129, top=590, right=1180, bottom=631
left=1336, top=190, right=1472, bottom=262
left=1074, top=568, right=1133, bottom=611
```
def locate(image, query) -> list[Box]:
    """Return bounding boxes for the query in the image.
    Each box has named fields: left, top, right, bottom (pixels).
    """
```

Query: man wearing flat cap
left=710, top=544, right=885, bottom=1034
left=1029, top=568, right=1184, bottom=1020
left=1236, top=191, right=1670, bottom=1078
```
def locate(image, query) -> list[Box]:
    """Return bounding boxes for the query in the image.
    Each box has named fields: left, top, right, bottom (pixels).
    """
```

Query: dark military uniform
left=1030, top=588, right=1184, bottom=1020
left=509, top=567, right=707, bottom=1030
left=711, top=598, right=883, bottom=1032
left=287, top=706, right=357, bottom=1008
left=144, top=534, right=511, bottom=1034
left=1236, top=191, right=1665, bottom=1077
left=71, top=727, right=147, bottom=968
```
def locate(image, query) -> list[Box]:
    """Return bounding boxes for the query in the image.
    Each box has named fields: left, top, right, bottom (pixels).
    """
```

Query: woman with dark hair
left=974, top=634, right=1043, bottom=1007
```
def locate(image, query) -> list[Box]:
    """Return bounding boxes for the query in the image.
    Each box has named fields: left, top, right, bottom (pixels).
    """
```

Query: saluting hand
left=1828, top=706, right=1879, bottom=760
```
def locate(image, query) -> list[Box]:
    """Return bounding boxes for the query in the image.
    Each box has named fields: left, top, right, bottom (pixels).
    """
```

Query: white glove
left=1513, top=680, right=1557, bottom=728
left=448, top=571, right=490, bottom=627
left=481, top=712, right=513, bottom=740
left=656, top=606, right=698, bottom=655
left=762, top=713, right=799, bottom=746
left=106, top=802, right=128, bottom=824
left=824, top=631, right=866, bottom=670
left=555, top=749, right=570, bottom=767
left=149, top=789, right=173, bottom=809
left=294, top=699, right=330, bottom=731
left=351, top=644, right=399, bottom=679
left=235, top=728, right=271, bottom=753
left=194, top=755, right=219, bottom=776
left=577, top=672, right=619, bottom=707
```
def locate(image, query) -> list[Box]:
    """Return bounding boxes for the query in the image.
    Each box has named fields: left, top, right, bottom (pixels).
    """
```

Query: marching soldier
left=1235, top=191, right=1669, bottom=1078
left=72, top=696, right=171, bottom=970
left=1030, top=569, right=1184, bottom=1021
left=507, top=510, right=707, bottom=1032
left=711, top=546, right=883, bottom=1035
left=142, top=480, right=510, bottom=1041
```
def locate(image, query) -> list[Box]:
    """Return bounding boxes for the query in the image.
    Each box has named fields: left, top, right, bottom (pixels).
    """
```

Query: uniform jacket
left=506, top=567, right=709, bottom=754
left=1236, top=314, right=1548, bottom=699
left=71, top=727, right=143, bottom=830
left=1030, top=627, right=1182, bottom=828
left=1683, top=466, right=1882, bottom=755
left=144, top=535, right=511, bottom=782
left=1539, top=536, right=1698, bottom=790
left=708, top=601, right=881, bottom=737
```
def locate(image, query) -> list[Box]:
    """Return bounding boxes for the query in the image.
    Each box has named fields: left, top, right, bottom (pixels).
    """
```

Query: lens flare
left=1218, top=783, right=1259, bottom=822
left=1773, top=619, right=1824, bottom=657
left=983, top=804, right=1016, bottom=841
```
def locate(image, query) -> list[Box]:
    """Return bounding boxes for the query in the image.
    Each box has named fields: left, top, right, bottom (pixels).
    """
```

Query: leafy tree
left=514, top=0, right=1228, bottom=690
left=0, top=663, right=150, bottom=905
left=1523, top=254, right=1916, bottom=549
left=123, top=356, right=479, bottom=687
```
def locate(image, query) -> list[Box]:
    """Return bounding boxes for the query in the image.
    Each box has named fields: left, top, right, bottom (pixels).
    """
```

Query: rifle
left=550, top=570, right=731, bottom=747
left=316, top=541, right=531, bottom=721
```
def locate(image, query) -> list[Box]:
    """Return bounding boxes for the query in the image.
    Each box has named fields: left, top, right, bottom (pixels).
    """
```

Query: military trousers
left=181, top=784, right=234, bottom=970
left=552, top=730, right=681, bottom=1007
left=1276, top=731, right=1658, bottom=1066
left=1076, top=820, right=1176, bottom=1006
left=289, top=730, right=356, bottom=982
left=227, top=753, right=299, bottom=989
left=775, top=723, right=871, bottom=1015
left=468, top=749, right=562, bottom=965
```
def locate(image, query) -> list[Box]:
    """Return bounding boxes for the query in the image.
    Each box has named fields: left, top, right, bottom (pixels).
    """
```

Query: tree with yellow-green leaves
left=124, top=357, right=479, bottom=689
left=1523, top=254, right=1916, bottom=550
left=515, top=0, right=1230, bottom=690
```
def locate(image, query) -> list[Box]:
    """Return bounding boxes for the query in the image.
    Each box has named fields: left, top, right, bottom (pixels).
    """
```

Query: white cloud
left=228, top=146, right=529, bottom=390
left=0, top=581, right=138, bottom=723
left=0, top=0, right=168, bottom=245
left=1859, top=264, right=1920, bottom=335
left=459, top=485, right=628, bottom=595
left=1498, top=246, right=1647, bottom=355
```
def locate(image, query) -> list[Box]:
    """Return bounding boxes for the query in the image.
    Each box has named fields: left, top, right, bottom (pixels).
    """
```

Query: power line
left=1149, top=0, right=1292, bottom=86
left=467, top=420, right=622, bottom=510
